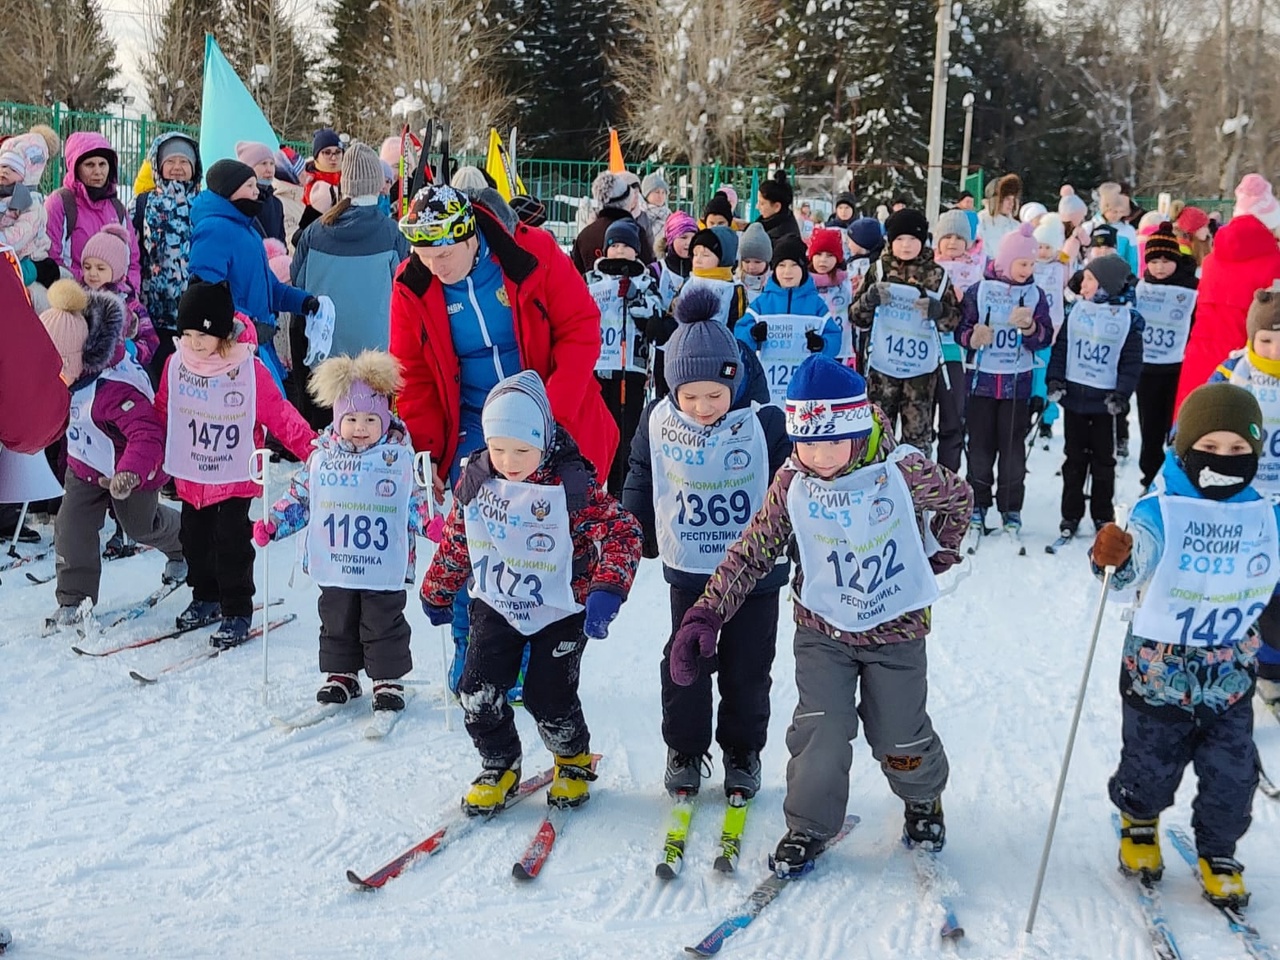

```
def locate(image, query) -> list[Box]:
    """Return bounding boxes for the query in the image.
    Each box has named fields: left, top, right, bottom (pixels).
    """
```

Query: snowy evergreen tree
left=322, top=0, right=393, bottom=133
left=772, top=0, right=861, bottom=163
left=143, top=0, right=227, bottom=123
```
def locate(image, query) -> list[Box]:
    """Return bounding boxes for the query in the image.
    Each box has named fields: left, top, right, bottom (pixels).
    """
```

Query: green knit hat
left=1174, top=383, right=1264, bottom=459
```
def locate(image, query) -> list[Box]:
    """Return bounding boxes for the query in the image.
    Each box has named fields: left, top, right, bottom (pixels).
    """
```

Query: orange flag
left=608, top=128, right=625, bottom=173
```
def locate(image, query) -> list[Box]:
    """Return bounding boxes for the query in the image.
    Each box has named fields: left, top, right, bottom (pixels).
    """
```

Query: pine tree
left=222, top=0, right=318, bottom=140
left=1, top=0, right=120, bottom=109
left=772, top=0, right=862, bottom=162
left=321, top=0, right=393, bottom=133
left=143, top=0, right=228, bottom=123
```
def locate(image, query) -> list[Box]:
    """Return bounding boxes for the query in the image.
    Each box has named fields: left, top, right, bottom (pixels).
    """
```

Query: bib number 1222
left=825, top=539, right=904, bottom=594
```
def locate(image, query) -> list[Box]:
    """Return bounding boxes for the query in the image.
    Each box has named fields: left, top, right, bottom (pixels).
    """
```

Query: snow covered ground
left=2, top=423, right=1278, bottom=959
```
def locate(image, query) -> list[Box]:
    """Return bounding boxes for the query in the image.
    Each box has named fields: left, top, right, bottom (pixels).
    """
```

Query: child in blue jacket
left=734, top=234, right=841, bottom=357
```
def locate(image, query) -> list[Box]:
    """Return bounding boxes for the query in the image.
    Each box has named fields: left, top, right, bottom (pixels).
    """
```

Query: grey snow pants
left=784, top=625, right=949, bottom=839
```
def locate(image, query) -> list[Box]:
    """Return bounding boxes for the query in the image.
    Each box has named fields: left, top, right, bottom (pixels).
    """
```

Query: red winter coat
left=0, top=252, right=69, bottom=452
left=1176, top=214, right=1280, bottom=412
left=389, top=206, right=618, bottom=483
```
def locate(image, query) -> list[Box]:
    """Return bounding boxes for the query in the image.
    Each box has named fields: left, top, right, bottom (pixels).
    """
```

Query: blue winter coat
left=292, top=203, right=408, bottom=357
left=1047, top=289, right=1145, bottom=415
left=734, top=275, right=841, bottom=357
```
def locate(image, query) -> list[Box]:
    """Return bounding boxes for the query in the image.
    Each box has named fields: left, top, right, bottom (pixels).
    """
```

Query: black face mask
left=1182, top=450, right=1258, bottom=501
left=233, top=197, right=264, bottom=218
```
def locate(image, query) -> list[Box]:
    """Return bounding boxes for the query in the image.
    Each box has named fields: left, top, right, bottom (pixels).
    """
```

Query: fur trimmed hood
left=308, top=349, right=404, bottom=409
left=79, top=289, right=127, bottom=381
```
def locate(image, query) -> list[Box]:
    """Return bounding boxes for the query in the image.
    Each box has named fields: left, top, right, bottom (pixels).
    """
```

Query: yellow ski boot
left=462, top=763, right=520, bottom=817
left=547, top=752, right=597, bottom=809
left=1198, top=856, right=1250, bottom=908
left=1118, top=814, right=1163, bottom=881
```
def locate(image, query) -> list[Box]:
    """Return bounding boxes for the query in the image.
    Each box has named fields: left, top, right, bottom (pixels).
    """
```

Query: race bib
left=940, top=258, right=984, bottom=296
left=678, top=276, right=736, bottom=326
left=658, top=265, right=685, bottom=310
left=650, top=400, right=769, bottom=573
left=787, top=449, right=939, bottom=632
left=1033, top=260, right=1066, bottom=329
left=464, top=479, right=582, bottom=635
left=974, top=280, right=1035, bottom=376
left=818, top=279, right=854, bottom=360
left=590, top=277, right=647, bottom=376
left=1065, top=301, right=1130, bottom=390
left=1135, top=282, right=1197, bottom=365
left=1132, top=495, right=1279, bottom=647
left=164, top=353, right=256, bottom=482
left=868, top=283, right=939, bottom=379
left=67, top=361, right=154, bottom=478
left=758, top=313, right=826, bottom=408
left=306, top=442, right=413, bottom=590
left=1248, top=368, right=1280, bottom=495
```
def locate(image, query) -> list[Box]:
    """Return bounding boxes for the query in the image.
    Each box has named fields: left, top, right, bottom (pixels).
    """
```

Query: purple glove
left=421, top=597, right=453, bottom=625
left=670, top=607, right=723, bottom=687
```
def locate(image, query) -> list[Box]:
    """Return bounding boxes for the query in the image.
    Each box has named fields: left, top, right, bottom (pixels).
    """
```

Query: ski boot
left=1198, top=855, right=1249, bottom=908
left=664, top=748, right=710, bottom=797
left=903, top=797, right=946, bottom=852
left=372, top=681, right=406, bottom=712
left=1001, top=511, right=1022, bottom=534
left=723, top=748, right=761, bottom=800
left=49, top=604, right=83, bottom=628
left=1038, top=420, right=1053, bottom=440
left=161, top=558, right=188, bottom=585
left=462, top=761, right=521, bottom=817
left=1117, top=814, right=1162, bottom=881
left=970, top=506, right=987, bottom=533
left=316, top=673, right=361, bottom=704
left=548, top=752, right=597, bottom=808
left=176, top=599, right=221, bottom=631
left=209, top=616, right=251, bottom=649
left=770, top=830, right=825, bottom=878
left=1059, top=518, right=1079, bottom=540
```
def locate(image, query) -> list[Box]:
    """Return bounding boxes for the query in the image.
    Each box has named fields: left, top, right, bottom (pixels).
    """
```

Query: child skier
left=79, top=224, right=159, bottom=366
left=736, top=234, right=842, bottom=359
left=622, top=286, right=791, bottom=798
left=955, top=222, right=1053, bottom=535
left=670, top=355, right=972, bottom=875
left=851, top=209, right=959, bottom=455
left=809, top=227, right=854, bottom=360
left=1134, top=223, right=1199, bottom=490
left=1093, top=382, right=1280, bottom=906
left=933, top=208, right=984, bottom=473
left=39, top=279, right=186, bottom=626
left=680, top=226, right=747, bottom=329
left=736, top=222, right=772, bottom=304
left=420, top=371, right=642, bottom=814
left=655, top=211, right=696, bottom=310
left=1047, top=254, right=1144, bottom=539
left=254, top=351, right=428, bottom=712
left=155, top=279, right=316, bottom=647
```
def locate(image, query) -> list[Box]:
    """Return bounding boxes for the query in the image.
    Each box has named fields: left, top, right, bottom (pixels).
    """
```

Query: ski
left=683, top=814, right=859, bottom=957
left=346, top=766, right=556, bottom=890
left=1110, top=815, right=1182, bottom=960
left=1045, top=533, right=1074, bottom=554
left=1167, top=825, right=1276, bottom=960
left=964, top=522, right=988, bottom=556
left=73, top=599, right=283, bottom=658
left=26, top=570, right=52, bottom=585
left=1001, top=525, right=1027, bottom=557
left=0, top=548, right=51, bottom=573
left=656, top=792, right=696, bottom=880
left=512, top=754, right=602, bottom=881
left=714, top=793, right=750, bottom=874
left=364, top=691, right=413, bottom=740
left=128, top=614, right=297, bottom=684
left=271, top=701, right=351, bottom=731
left=79, top=580, right=184, bottom=637
left=903, top=836, right=965, bottom=942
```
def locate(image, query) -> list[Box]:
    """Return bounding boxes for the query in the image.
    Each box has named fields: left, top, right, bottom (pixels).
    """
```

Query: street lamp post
left=959, top=92, right=975, bottom=191
left=924, top=0, right=952, bottom=223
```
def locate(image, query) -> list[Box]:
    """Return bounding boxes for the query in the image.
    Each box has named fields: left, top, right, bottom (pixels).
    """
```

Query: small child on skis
left=655, top=211, right=697, bottom=311
left=254, top=351, right=428, bottom=713
left=956, top=221, right=1053, bottom=536
left=420, top=371, right=642, bottom=814
left=1047, top=254, right=1144, bottom=539
left=736, top=235, right=841, bottom=360
left=1133, top=223, right=1199, bottom=490
left=851, top=209, right=959, bottom=455
left=736, top=222, right=772, bottom=304
left=155, top=279, right=316, bottom=647
left=622, top=286, right=791, bottom=799
left=670, top=355, right=972, bottom=876
left=809, top=226, right=854, bottom=361
left=932, top=208, right=984, bottom=473
left=1092, top=382, right=1280, bottom=907
left=79, top=224, right=159, bottom=367
left=585, top=218, right=664, bottom=494
left=38, top=279, right=186, bottom=627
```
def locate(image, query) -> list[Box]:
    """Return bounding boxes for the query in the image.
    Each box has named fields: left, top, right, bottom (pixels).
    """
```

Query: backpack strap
left=55, top=187, right=77, bottom=245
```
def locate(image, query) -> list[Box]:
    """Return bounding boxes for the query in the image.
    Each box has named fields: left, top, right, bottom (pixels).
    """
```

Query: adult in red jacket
left=1175, top=213, right=1280, bottom=412
left=389, top=184, right=617, bottom=492
left=0, top=250, right=69, bottom=453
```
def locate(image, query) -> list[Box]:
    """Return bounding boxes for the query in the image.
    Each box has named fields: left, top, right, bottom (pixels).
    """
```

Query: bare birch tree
left=223, top=0, right=318, bottom=139
left=0, top=0, right=119, bottom=109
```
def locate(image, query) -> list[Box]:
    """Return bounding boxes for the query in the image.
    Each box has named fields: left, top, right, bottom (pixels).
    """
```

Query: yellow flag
left=485, top=129, right=525, bottom=201
left=608, top=128, right=625, bottom=173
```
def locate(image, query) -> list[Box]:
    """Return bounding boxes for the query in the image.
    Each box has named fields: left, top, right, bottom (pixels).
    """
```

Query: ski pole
left=8, top=500, right=28, bottom=558
left=250, top=447, right=271, bottom=706
left=1025, top=503, right=1129, bottom=934
left=415, top=451, right=453, bottom=732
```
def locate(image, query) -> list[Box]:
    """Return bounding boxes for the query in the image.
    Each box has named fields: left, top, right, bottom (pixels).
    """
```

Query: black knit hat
left=1175, top=383, right=1264, bottom=459
left=1144, top=222, right=1182, bottom=263
left=702, top=192, right=734, bottom=223
left=885, top=208, right=929, bottom=244
left=177, top=278, right=236, bottom=339
left=771, top=234, right=810, bottom=282
left=1084, top=254, right=1133, bottom=299
left=205, top=159, right=257, bottom=200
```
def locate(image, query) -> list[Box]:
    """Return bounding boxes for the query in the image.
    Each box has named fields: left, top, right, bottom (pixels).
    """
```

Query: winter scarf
left=142, top=177, right=198, bottom=330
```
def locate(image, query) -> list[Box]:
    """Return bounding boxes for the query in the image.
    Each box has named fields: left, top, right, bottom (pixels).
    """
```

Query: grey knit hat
left=934, top=208, right=973, bottom=244
left=641, top=171, right=668, bottom=197
left=1084, top=254, right=1133, bottom=300
left=738, top=221, right=773, bottom=263
left=482, top=370, right=555, bottom=452
left=665, top=286, right=743, bottom=396
left=340, top=142, right=384, bottom=199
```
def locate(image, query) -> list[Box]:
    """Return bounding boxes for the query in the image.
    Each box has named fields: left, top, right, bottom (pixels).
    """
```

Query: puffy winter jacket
left=736, top=275, right=842, bottom=357
left=389, top=205, right=618, bottom=484
left=0, top=251, right=69, bottom=452
left=1048, top=291, right=1145, bottom=415
left=44, top=132, right=142, bottom=292
left=955, top=274, right=1054, bottom=399
left=1176, top=214, right=1280, bottom=412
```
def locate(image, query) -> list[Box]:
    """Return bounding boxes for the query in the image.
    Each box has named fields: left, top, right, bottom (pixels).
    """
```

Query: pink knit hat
left=1235, top=174, right=1280, bottom=233
left=994, top=221, right=1039, bottom=279
left=333, top=380, right=391, bottom=434
left=235, top=141, right=275, bottom=169
left=80, top=223, right=130, bottom=283
left=664, top=210, right=698, bottom=245
left=39, top=279, right=89, bottom=383
left=379, top=137, right=402, bottom=168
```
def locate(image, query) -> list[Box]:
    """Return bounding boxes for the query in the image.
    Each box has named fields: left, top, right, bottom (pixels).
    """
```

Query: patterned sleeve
left=577, top=482, right=643, bottom=598
left=696, top=467, right=796, bottom=621
left=420, top=498, right=471, bottom=608
left=897, top=453, right=973, bottom=569
left=267, top=462, right=311, bottom=540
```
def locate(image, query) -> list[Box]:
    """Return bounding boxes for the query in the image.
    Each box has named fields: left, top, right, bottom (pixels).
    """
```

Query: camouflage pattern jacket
left=849, top=248, right=961, bottom=334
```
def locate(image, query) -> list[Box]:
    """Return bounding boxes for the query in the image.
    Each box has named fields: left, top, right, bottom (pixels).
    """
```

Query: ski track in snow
left=2, top=433, right=1279, bottom=958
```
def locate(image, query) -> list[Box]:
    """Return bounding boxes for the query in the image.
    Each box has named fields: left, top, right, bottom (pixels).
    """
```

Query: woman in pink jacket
left=155, top=279, right=315, bottom=647
left=44, top=132, right=143, bottom=293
